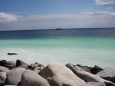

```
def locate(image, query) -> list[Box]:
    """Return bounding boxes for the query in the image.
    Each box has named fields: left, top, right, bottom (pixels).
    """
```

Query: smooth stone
left=16, top=60, right=28, bottom=69
left=90, top=65, right=103, bottom=74
left=0, top=60, right=7, bottom=66
left=0, top=60, right=15, bottom=69
left=28, top=62, right=44, bottom=73
left=39, top=62, right=85, bottom=86
left=7, top=53, right=17, bottom=55
left=20, top=69, right=50, bottom=86
left=76, top=64, right=91, bottom=73
left=5, top=61, right=16, bottom=70
left=66, top=63, right=115, bottom=86
left=0, top=72, right=7, bottom=85
left=6, top=68, right=26, bottom=85
left=29, top=62, right=44, bottom=70
left=0, top=66, right=10, bottom=72
left=97, top=68, right=115, bottom=83
left=7, top=61, right=16, bottom=67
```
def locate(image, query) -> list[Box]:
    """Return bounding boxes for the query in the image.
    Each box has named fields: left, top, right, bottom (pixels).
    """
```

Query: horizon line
left=0, top=27, right=115, bottom=32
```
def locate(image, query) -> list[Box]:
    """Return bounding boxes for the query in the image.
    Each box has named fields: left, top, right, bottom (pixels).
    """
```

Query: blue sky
left=0, top=0, right=115, bottom=30
left=0, top=0, right=95, bottom=14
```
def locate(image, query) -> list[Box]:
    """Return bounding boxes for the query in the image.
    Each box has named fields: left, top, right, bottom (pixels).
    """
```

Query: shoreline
left=0, top=49, right=115, bottom=68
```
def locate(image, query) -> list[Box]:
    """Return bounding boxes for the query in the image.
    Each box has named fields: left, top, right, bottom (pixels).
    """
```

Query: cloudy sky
left=0, top=0, right=115, bottom=31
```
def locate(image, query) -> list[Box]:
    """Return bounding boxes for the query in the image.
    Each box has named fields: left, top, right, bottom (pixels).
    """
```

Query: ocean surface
left=0, top=28, right=115, bottom=68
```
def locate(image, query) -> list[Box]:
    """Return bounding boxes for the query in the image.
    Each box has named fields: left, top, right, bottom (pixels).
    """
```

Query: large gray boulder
left=0, top=72, right=7, bottom=85
left=0, top=60, right=7, bottom=67
left=20, top=69, right=50, bottom=86
left=39, top=62, right=85, bottom=86
left=97, top=68, right=115, bottom=83
left=6, top=68, right=26, bottom=85
left=16, top=60, right=28, bottom=69
left=6, top=61, right=16, bottom=69
left=90, top=65, right=103, bottom=74
left=0, top=60, right=16, bottom=69
left=0, top=66, right=10, bottom=72
left=66, top=63, right=115, bottom=86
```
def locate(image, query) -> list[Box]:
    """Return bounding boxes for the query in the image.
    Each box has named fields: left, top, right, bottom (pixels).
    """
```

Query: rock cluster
left=0, top=59, right=115, bottom=86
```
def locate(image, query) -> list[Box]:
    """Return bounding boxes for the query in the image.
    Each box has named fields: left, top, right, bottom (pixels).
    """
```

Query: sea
left=0, top=28, right=115, bottom=68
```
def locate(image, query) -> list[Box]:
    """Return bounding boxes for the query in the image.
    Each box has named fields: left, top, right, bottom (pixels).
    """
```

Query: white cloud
left=94, top=0, right=115, bottom=5
left=13, top=11, right=115, bottom=29
left=0, top=11, right=115, bottom=30
left=0, top=12, right=18, bottom=23
left=84, top=11, right=115, bottom=16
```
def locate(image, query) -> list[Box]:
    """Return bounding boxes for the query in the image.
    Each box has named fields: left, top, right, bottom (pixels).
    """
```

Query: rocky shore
left=0, top=59, right=115, bottom=86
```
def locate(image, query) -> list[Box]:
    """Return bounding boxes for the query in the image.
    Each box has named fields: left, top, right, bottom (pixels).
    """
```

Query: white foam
left=0, top=47, right=115, bottom=68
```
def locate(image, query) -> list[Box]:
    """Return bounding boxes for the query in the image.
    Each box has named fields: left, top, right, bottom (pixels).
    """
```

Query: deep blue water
left=0, top=28, right=115, bottom=39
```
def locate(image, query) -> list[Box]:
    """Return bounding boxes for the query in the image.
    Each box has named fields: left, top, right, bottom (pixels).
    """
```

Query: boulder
left=0, top=60, right=7, bottom=66
left=66, top=63, right=115, bottom=86
left=6, top=68, right=26, bottom=85
left=5, top=61, right=16, bottom=70
left=29, top=62, right=44, bottom=70
left=7, top=53, right=17, bottom=55
left=16, top=60, right=28, bottom=69
left=0, top=60, right=16, bottom=69
left=81, top=82, right=106, bottom=86
left=90, top=65, right=103, bottom=74
left=76, top=64, right=91, bottom=73
left=0, top=72, right=7, bottom=85
left=7, top=61, right=16, bottom=67
left=39, top=62, right=85, bottom=86
left=28, top=62, right=44, bottom=73
left=97, top=68, right=115, bottom=83
left=0, top=66, right=10, bottom=72
left=20, top=69, right=50, bottom=86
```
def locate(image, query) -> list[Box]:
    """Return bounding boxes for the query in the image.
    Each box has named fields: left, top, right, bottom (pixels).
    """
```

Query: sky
left=0, top=0, right=115, bottom=31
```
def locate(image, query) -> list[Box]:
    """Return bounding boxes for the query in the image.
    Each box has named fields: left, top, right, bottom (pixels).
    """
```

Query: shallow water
left=0, top=36, right=115, bottom=68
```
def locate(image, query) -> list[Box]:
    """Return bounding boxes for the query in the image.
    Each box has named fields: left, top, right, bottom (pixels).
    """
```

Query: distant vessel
left=55, top=27, right=62, bottom=30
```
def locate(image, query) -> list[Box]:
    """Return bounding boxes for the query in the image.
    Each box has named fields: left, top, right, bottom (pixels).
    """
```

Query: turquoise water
left=0, top=36, right=115, bottom=68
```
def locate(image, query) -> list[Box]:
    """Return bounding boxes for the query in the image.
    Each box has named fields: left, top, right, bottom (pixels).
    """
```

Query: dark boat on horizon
left=55, top=28, right=62, bottom=30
